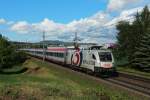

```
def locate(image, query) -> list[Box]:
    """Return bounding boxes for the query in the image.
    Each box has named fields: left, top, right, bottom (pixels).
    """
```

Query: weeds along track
left=119, top=72, right=150, bottom=83
left=105, top=72, right=150, bottom=97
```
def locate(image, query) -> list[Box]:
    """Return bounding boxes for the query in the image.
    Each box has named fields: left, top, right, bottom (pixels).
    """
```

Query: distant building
left=102, top=43, right=117, bottom=49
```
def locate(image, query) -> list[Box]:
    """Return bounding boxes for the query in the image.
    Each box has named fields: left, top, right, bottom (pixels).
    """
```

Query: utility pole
left=73, top=32, right=80, bottom=49
left=26, top=40, right=28, bottom=49
left=42, top=31, right=46, bottom=62
left=75, top=32, right=78, bottom=44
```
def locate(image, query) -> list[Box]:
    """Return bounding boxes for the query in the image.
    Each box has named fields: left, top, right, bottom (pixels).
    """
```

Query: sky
left=0, top=0, right=150, bottom=44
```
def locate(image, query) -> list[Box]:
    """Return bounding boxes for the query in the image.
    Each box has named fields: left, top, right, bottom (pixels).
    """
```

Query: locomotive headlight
left=101, top=62, right=113, bottom=68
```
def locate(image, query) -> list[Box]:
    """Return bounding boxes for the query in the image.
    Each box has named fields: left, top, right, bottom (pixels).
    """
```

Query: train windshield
left=99, top=52, right=112, bottom=62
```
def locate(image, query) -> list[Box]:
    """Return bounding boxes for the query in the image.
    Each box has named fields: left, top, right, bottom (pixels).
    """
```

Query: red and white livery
left=23, top=45, right=116, bottom=74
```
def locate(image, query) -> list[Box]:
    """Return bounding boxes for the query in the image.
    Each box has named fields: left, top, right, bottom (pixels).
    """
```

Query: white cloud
left=11, top=21, right=32, bottom=34
left=0, top=18, right=6, bottom=24
left=105, top=7, right=143, bottom=26
left=10, top=12, right=112, bottom=43
left=103, top=6, right=145, bottom=44
left=107, top=0, right=142, bottom=12
left=32, top=18, right=65, bottom=36
left=0, top=18, right=15, bottom=25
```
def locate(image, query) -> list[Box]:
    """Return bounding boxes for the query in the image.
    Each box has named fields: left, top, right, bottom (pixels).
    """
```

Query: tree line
left=0, top=34, right=27, bottom=71
left=115, top=6, right=150, bottom=71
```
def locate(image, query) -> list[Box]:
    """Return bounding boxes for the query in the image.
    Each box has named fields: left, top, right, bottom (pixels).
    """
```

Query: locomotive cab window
left=99, top=52, right=112, bottom=62
left=92, top=54, right=96, bottom=60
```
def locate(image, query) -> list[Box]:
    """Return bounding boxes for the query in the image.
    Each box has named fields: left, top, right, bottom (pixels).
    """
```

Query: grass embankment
left=117, top=66, right=150, bottom=79
left=0, top=58, right=148, bottom=100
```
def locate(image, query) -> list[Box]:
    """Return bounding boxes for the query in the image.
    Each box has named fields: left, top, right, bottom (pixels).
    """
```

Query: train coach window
left=60, top=53, right=64, bottom=58
left=50, top=52, right=52, bottom=56
left=46, top=52, right=49, bottom=55
left=39, top=52, right=43, bottom=54
left=54, top=53, right=56, bottom=57
left=47, top=52, right=51, bottom=56
left=62, top=53, right=64, bottom=57
left=53, top=53, right=55, bottom=56
left=50, top=52, right=53, bottom=56
left=54, top=53, right=64, bottom=58
left=58, top=53, right=61, bottom=57
left=46, top=52, right=64, bottom=58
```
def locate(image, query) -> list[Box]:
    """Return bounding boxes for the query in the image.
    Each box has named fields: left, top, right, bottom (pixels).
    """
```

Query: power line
left=42, top=31, right=46, bottom=62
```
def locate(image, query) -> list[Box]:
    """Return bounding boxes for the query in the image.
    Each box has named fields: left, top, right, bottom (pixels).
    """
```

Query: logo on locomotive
left=71, top=49, right=83, bottom=67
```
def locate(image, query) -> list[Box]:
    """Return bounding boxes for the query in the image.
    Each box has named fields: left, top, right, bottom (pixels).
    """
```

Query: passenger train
left=23, top=45, right=117, bottom=76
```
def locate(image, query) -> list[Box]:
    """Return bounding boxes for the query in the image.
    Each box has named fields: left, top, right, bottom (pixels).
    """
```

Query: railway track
left=105, top=72, right=150, bottom=97
left=64, top=65, right=150, bottom=98
left=63, top=64, right=150, bottom=98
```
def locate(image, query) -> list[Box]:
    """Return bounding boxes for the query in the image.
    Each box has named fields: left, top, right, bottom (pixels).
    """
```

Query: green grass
left=117, top=66, right=150, bottom=79
left=114, top=58, right=150, bottom=79
left=0, top=58, right=149, bottom=100
left=1, top=65, right=27, bottom=74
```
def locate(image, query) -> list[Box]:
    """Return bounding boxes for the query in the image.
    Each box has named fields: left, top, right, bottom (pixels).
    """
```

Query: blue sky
left=0, top=0, right=149, bottom=43
left=0, top=0, right=107, bottom=23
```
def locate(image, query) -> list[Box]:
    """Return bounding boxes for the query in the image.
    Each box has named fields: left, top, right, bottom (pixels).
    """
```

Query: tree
left=131, top=6, right=150, bottom=71
left=0, top=34, right=10, bottom=49
left=116, top=6, right=150, bottom=70
left=0, top=34, right=14, bottom=69
left=0, top=34, right=27, bottom=71
left=116, top=21, right=131, bottom=59
left=132, top=32, right=150, bottom=71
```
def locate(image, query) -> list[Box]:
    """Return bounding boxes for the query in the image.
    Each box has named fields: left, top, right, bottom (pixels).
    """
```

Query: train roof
left=47, top=47, right=67, bottom=52
left=21, top=44, right=111, bottom=52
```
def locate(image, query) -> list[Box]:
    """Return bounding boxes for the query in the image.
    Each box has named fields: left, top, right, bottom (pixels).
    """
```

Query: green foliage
left=132, top=32, right=150, bottom=71
left=117, top=66, right=150, bottom=79
left=0, top=34, right=27, bottom=71
left=116, top=21, right=131, bottom=59
left=116, top=6, right=150, bottom=71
